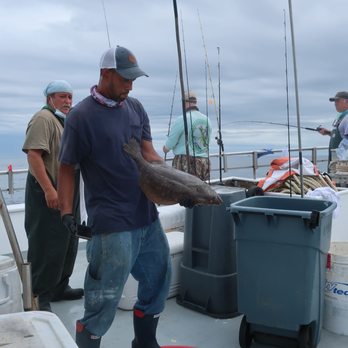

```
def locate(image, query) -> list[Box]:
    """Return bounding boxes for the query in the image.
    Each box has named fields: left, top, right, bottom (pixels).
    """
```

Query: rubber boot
left=76, top=320, right=101, bottom=348
left=132, top=309, right=161, bottom=348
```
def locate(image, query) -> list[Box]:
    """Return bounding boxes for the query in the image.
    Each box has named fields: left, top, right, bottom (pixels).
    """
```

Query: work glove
left=179, top=199, right=195, bottom=209
left=62, top=214, right=92, bottom=240
left=246, top=186, right=264, bottom=198
left=62, top=214, right=78, bottom=237
left=77, top=222, right=92, bottom=240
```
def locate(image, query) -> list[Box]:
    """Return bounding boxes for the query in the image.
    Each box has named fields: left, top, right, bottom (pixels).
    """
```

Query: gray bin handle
left=231, top=207, right=321, bottom=229
left=230, top=206, right=314, bottom=219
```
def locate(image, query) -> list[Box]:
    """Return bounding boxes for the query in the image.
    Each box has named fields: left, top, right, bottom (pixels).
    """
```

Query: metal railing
left=0, top=168, right=27, bottom=195
left=0, top=187, right=37, bottom=310
left=0, top=145, right=330, bottom=204
left=207, top=145, right=329, bottom=179
left=165, top=145, right=329, bottom=180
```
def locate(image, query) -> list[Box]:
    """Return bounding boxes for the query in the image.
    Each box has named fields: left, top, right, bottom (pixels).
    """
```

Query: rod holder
left=22, top=262, right=37, bottom=311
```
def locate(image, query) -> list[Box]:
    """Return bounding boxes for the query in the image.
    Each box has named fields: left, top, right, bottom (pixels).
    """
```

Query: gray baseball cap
left=329, top=91, right=348, bottom=102
left=99, top=46, right=148, bottom=80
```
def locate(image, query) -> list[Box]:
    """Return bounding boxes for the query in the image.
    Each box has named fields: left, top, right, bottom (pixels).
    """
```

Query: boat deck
left=50, top=244, right=348, bottom=348
left=2, top=182, right=348, bottom=347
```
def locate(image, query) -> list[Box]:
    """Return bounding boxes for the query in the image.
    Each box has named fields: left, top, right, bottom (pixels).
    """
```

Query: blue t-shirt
left=165, top=109, right=212, bottom=157
left=59, top=96, right=158, bottom=234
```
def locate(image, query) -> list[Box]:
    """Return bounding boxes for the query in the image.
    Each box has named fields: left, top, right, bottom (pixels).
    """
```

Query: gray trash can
left=177, top=185, right=245, bottom=318
left=230, top=195, right=336, bottom=348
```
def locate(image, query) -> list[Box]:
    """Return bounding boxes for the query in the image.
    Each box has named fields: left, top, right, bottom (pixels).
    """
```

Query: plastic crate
left=177, top=186, right=245, bottom=318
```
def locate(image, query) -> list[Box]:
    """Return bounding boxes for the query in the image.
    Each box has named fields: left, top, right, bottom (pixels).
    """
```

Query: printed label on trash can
left=325, top=281, right=348, bottom=298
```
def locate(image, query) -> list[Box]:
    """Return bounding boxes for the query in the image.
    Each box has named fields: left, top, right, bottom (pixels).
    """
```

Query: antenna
left=101, top=0, right=111, bottom=48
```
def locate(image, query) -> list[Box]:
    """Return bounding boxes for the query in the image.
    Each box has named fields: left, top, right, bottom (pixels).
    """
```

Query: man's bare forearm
left=57, top=163, right=76, bottom=216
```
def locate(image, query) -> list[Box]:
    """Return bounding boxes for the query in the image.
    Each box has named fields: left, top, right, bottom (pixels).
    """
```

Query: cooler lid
left=211, top=185, right=245, bottom=195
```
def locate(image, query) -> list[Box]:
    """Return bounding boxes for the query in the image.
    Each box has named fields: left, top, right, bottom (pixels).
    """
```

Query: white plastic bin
left=118, top=231, right=184, bottom=310
left=0, top=311, right=77, bottom=347
left=0, top=255, right=23, bottom=314
left=324, top=242, right=348, bottom=335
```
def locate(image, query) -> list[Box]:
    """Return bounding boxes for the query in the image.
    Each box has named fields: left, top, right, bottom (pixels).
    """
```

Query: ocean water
left=0, top=115, right=329, bottom=205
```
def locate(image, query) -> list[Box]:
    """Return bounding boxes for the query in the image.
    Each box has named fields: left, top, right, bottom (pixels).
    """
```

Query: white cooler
left=0, top=255, right=23, bottom=314
left=0, top=311, right=77, bottom=347
left=118, top=231, right=184, bottom=310
left=157, top=204, right=185, bottom=231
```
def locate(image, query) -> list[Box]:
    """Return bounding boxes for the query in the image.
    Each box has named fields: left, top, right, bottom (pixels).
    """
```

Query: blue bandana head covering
left=44, top=80, right=73, bottom=96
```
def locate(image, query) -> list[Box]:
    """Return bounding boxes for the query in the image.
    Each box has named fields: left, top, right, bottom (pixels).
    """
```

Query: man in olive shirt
left=22, top=80, right=83, bottom=311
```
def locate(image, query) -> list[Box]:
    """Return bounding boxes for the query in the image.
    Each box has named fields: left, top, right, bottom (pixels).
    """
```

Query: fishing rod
left=180, top=12, right=197, bottom=175
left=197, top=9, right=219, bottom=127
left=204, top=61, right=212, bottom=183
left=205, top=63, right=209, bottom=117
left=288, top=0, right=304, bottom=197
left=197, top=9, right=225, bottom=181
left=100, top=0, right=111, bottom=47
left=223, top=120, right=321, bottom=132
left=283, top=9, right=293, bottom=196
left=172, top=0, right=191, bottom=172
left=217, top=46, right=225, bottom=183
left=165, top=73, right=178, bottom=161
left=180, top=12, right=191, bottom=98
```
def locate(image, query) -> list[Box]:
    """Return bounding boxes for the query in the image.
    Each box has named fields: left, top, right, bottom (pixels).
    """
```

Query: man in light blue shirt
left=163, top=91, right=212, bottom=180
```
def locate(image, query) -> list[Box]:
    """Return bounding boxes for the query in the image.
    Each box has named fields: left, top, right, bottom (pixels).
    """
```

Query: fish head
left=193, top=184, right=223, bottom=205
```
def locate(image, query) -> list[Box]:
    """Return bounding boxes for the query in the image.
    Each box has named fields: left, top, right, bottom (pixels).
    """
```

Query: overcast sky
left=0, top=0, right=347, bottom=158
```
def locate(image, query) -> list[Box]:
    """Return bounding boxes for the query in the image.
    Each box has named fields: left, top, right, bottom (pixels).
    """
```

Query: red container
left=161, top=346, right=196, bottom=348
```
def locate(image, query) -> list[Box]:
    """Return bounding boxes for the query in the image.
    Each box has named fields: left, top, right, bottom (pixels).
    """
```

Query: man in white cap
left=318, top=91, right=348, bottom=165
left=22, top=80, right=83, bottom=312
left=58, top=46, right=171, bottom=348
left=163, top=90, right=212, bottom=181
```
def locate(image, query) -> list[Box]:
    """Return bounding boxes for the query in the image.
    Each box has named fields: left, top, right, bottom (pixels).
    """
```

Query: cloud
left=0, top=0, right=345, bottom=160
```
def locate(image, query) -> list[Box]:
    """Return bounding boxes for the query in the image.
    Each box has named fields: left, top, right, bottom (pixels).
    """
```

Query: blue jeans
left=80, top=218, right=171, bottom=337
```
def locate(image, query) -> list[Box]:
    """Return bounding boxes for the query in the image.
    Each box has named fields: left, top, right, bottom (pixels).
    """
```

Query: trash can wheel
left=298, top=324, right=314, bottom=348
left=239, top=315, right=252, bottom=348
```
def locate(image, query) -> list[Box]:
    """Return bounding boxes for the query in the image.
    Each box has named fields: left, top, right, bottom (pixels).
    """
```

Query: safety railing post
left=0, top=186, right=37, bottom=310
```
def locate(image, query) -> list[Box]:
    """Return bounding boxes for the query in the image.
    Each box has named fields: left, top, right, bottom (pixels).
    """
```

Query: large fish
left=123, top=138, right=223, bottom=206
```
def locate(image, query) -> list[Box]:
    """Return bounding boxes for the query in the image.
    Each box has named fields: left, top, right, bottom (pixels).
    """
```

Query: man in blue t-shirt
left=58, top=46, right=171, bottom=348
